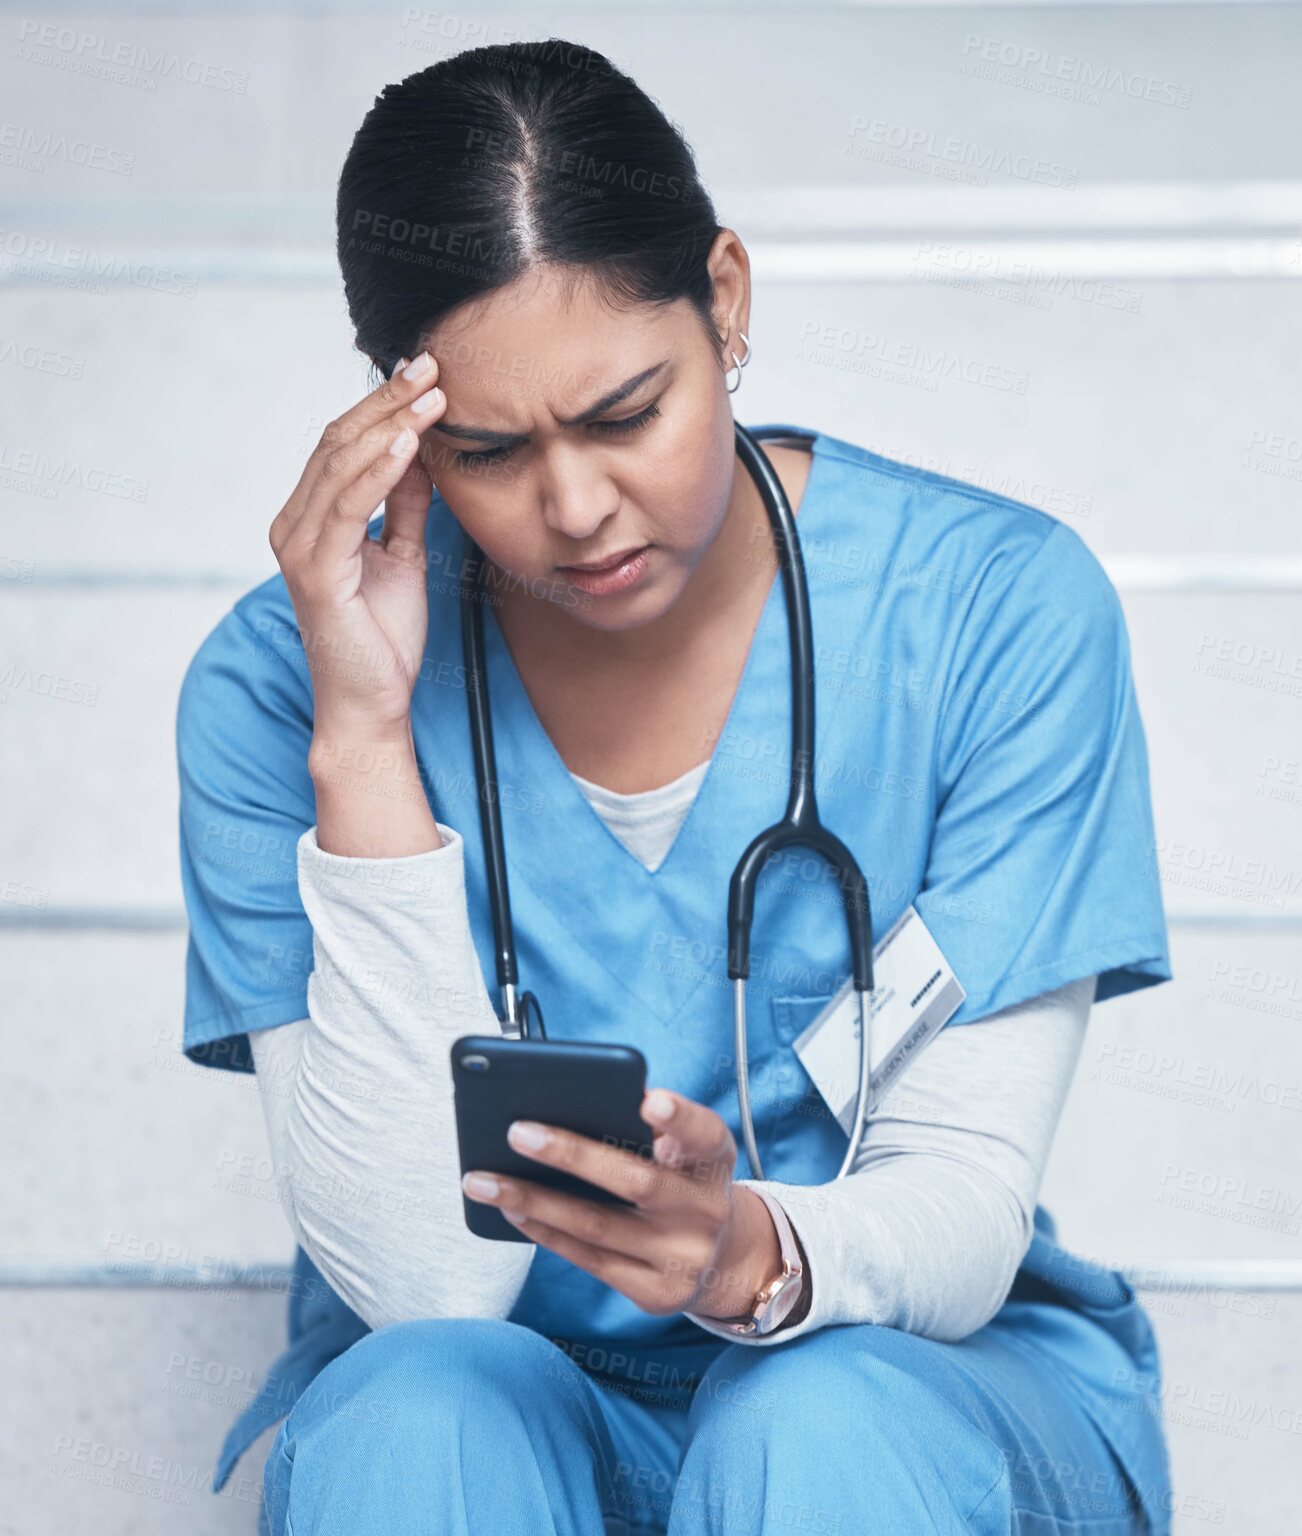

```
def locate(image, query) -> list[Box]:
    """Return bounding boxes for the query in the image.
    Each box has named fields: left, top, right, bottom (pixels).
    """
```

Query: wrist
left=308, top=725, right=443, bottom=859
left=693, top=1188, right=811, bottom=1336
left=308, top=729, right=423, bottom=795
left=309, top=715, right=415, bottom=772
left=693, top=1187, right=783, bottom=1321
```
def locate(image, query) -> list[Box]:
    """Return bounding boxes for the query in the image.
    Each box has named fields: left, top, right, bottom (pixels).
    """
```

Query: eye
left=453, top=401, right=662, bottom=470
left=454, top=442, right=513, bottom=469
left=595, top=400, right=661, bottom=437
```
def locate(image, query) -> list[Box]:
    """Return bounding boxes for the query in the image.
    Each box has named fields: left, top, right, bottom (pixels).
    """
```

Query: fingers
left=275, top=354, right=446, bottom=555
left=296, top=368, right=446, bottom=581
left=482, top=1172, right=650, bottom=1261
left=378, top=435, right=435, bottom=565
left=458, top=1094, right=740, bottom=1318
left=317, top=350, right=441, bottom=472
left=495, top=1095, right=735, bottom=1216
left=460, top=1166, right=699, bottom=1314
left=460, top=1151, right=725, bottom=1318
left=380, top=354, right=436, bottom=557
left=500, top=1118, right=666, bottom=1209
left=491, top=1202, right=661, bottom=1304
left=641, top=1089, right=736, bottom=1178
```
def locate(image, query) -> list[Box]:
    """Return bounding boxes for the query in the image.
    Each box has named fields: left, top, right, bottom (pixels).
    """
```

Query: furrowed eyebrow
left=432, top=361, right=669, bottom=446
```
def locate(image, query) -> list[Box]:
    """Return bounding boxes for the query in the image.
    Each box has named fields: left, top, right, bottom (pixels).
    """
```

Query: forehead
left=416, top=267, right=691, bottom=413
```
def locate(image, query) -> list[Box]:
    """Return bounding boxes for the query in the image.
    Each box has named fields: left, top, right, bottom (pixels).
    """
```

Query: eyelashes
left=452, top=401, right=663, bottom=470
left=595, top=400, right=662, bottom=439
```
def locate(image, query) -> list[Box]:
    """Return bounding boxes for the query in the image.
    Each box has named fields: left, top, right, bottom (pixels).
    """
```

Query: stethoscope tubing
left=726, top=423, right=875, bottom=1180
left=459, top=421, right=876, bottom=1182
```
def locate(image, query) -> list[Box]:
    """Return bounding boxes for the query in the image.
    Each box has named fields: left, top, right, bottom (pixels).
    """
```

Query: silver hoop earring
left=723, top=330, right=752, bottom=395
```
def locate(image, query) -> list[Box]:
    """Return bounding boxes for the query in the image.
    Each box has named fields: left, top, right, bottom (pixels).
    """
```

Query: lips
left=557, top=545, right=652, bottom=598
left=559, top=545, right=648, bottom=573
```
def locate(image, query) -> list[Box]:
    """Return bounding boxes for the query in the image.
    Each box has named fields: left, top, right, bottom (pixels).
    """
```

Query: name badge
left=792, top=905, right=965, bottom=1140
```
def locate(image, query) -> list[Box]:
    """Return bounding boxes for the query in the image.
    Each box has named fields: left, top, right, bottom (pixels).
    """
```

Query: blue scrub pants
left=261, top=1305, right=1165, bottom=1534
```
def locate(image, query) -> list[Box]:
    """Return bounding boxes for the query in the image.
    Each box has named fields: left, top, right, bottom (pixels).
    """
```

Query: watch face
left=757, top=1273, right=804, bottom=1334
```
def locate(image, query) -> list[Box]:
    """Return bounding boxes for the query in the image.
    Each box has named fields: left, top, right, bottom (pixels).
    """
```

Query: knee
left=263, top=1319, right=602, bottom=1534
left=297, top=1317, right=566, bottom=1437
left=687, top=1325, right=940, bottom=1445
left=680, top=1329, right=1010, bottom=1532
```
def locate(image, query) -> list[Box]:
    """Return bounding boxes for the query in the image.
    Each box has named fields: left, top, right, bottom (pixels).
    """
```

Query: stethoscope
left=459, top=420, right=876, bottom=1181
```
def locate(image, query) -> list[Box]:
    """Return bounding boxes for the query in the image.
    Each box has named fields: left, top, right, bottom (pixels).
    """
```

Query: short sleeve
left=916, top=520, right=1171, bottom=1021
left=175, top=598, right=317, bottom=1072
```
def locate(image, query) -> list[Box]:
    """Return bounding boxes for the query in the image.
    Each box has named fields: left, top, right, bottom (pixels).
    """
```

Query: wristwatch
left=711, top=1190, right=806, bottom=1337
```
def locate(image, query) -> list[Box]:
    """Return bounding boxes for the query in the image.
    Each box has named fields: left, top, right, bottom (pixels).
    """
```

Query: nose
left=537, top=443, right=619, bottom=545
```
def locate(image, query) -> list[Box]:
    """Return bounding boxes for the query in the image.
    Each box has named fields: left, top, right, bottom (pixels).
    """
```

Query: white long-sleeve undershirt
left=248, top=790, right=1093, bottom=1345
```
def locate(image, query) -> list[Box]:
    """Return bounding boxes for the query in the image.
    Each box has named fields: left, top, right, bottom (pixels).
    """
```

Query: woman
left=176, top=38, right=1175, bottom=1535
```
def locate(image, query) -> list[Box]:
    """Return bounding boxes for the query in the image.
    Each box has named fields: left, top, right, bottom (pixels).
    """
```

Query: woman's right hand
left=269, top=352, right=448, bottom=744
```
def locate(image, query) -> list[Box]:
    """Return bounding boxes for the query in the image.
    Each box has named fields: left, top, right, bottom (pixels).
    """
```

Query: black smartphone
left=451, top=1035, right=655, bottom=1242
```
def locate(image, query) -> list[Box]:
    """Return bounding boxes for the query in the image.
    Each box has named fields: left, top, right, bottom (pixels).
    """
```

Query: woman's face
left=411, top=257, right=745, bottom=635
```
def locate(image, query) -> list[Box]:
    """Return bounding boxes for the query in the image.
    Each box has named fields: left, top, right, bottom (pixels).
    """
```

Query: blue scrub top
left=176, top=420, right=1173, bottom=1497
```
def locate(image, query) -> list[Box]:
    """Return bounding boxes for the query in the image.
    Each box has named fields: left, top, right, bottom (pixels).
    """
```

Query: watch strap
left=756, top=1189, right=802, bottom=1279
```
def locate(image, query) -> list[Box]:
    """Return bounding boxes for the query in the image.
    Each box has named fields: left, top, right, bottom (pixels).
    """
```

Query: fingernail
left=644, top=1089, right=675, bottom=1124
left=411, top=386, right=444, bottom=415
left=502, top=1208, right=528, bottom=1225
left=402, top=352, right=433, bottom=381
left=462, top=1172, right=499, bottom=1199
left=388, top=426, right=415, bottom=457
left=508, top=1121, right=550, bottom=1153
left=394, top=356, right=409, bottom=374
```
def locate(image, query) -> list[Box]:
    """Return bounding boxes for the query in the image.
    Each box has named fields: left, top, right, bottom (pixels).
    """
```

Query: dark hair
left=335, top=39, right=726, bottom=389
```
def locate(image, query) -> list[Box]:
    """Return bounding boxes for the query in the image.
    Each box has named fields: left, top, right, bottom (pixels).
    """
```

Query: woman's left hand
left=461, top=1088, right=780, bottom=1322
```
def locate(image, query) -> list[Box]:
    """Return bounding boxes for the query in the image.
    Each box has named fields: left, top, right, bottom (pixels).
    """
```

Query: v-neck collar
left=481, top=424, right=831, bottom=885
